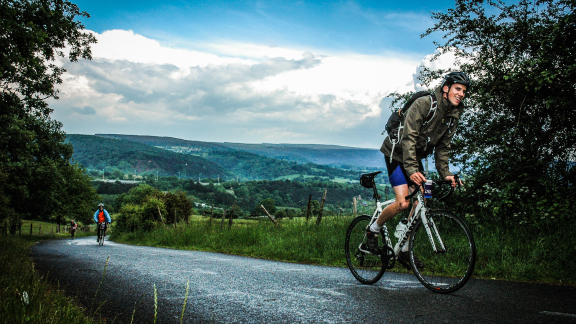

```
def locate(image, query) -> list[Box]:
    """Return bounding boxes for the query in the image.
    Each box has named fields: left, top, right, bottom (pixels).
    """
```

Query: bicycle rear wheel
left=409, top=210, right=476, bottom=293
left=345, top=215, right=386, bottom=284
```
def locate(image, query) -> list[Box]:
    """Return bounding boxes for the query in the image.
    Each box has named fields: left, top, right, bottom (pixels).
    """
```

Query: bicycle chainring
left=380, top=245, right=396, bottom=269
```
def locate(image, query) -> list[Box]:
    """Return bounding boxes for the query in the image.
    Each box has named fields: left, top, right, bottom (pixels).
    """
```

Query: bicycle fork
left=420, top=212, right=447, bottom=254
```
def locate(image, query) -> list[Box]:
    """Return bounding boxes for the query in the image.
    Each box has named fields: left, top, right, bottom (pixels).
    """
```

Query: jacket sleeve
left=401, top=96, right=430, bottom=177
left=93, top=210, right=98, bottom=223
left=104, top=210, right=111, bottom=223
left=434, top=118, right=458, bottom=179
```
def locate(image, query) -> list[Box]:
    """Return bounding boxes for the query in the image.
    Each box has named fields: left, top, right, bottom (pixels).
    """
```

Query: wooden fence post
left=260, top=205, right=278, bottom=226
left=353, top=197, right=357, bottom=216
left=210, top=205, right=214, bottom=226
left=220, top=210, right=226, bottom=229
left=316, top=189, right=327, bottom=225
left=30, top=223, right=33, bottom=236
left=39, top=224, right=41, bottom=235
left=157, top=207, right=165, bottom=224
left=174, top=207, right=178, bottom=225
left=228, top=201, right=236, bottom=229
left=306, top=194, right=312, bottom=221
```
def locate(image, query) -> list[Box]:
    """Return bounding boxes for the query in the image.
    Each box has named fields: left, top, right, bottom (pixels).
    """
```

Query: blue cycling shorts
left=385, top=156, right=422, bottom=188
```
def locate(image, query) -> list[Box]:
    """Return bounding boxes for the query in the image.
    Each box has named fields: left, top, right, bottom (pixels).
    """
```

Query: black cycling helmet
left=441, top=71, right=471, bottom=90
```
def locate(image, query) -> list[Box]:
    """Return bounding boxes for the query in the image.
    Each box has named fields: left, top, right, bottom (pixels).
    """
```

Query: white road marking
left=540, top=311, right=576, bottom=318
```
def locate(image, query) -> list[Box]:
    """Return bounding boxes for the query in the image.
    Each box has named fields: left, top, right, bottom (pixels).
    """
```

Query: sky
left=50, top=0, right=460, bottom=149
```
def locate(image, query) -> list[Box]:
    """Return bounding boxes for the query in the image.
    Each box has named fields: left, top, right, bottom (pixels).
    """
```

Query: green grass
left=113, top=215, right=576, bottom=285
left=11, top=220, right=97, bottom=239
left=0, top=236, right=95, bottom=324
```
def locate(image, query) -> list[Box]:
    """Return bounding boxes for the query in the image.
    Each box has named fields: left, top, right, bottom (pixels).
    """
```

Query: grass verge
left=0, top=235, right=95, bottom=324
left=113, top=215, right=576, bottom=285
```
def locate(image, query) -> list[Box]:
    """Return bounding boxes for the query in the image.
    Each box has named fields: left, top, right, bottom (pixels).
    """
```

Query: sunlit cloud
left=51, top=29, right=426, bottom=148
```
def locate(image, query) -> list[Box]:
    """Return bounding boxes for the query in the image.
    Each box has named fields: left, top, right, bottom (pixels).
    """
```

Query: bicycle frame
left=365, top=188, right=448, bottom=257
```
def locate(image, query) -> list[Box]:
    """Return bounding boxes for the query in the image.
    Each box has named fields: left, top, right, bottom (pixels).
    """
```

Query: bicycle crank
left=380, top=246, right=396, bottom=269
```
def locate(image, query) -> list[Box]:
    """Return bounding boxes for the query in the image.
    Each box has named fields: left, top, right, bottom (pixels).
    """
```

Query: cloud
left=72, top=106, right=96, bottom=115
left=52, top=29, right=423, bottom=148
left=413, top=50, right=458, bottom=91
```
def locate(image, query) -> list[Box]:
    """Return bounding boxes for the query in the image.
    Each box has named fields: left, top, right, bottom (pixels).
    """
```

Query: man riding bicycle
left=94, top=203, right=111, bottom=242
left=70, top=219, right=78, bottom=238
left=368, top=71, right=469, bottom=269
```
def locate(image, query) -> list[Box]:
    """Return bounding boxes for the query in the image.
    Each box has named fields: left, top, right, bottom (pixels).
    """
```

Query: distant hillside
left=68, top=135, right=367, bottom=182
left=66, top=134, right=228, bottom=178
left=96, top=134, right=383, bottom=168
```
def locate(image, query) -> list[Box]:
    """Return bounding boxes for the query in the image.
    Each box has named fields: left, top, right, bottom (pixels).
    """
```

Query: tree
left=419, top=0, right=576, bottom=224
left=0, top=0, right=97, bottom=222
left=256, top=198, right=276, bottom=215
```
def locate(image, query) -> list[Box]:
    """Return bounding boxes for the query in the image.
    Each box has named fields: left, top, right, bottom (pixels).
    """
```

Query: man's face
left=99, top=206, right=103, bottom=211
left=443, top=83, right=467, bottom=106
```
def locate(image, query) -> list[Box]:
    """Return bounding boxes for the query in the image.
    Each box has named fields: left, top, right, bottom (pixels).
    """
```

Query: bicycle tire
left=409, top=210, right=476, bottom=293
left=345, top=215, right=386, bottom=284
left=99, top=227, right=105, bottom=246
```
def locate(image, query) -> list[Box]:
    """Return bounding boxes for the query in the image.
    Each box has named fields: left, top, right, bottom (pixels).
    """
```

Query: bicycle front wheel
left=345, top=215, right=386, bottom=284
left=410, top=210, right=476, bottom=293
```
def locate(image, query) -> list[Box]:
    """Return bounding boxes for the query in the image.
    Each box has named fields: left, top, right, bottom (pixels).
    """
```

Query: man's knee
left=395, top=200, right=410, bottom=212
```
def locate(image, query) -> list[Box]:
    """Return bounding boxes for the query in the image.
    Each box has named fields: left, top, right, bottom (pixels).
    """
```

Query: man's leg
left=374, top=184, right=410, bottom=227
left=365, top=185, right=411, bottom=254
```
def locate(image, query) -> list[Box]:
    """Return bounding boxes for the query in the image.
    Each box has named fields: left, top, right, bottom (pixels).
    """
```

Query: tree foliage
left=114, top=185, right=194, bottom=233
left=419, top=0, right=576, bottom=225
left=0, top=0, right=97, bottom=222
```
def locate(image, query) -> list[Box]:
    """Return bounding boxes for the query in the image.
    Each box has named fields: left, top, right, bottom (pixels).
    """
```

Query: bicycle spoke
left=410, top=210, right=476, bottom=293
left=345, top=215, right=386, bottom=284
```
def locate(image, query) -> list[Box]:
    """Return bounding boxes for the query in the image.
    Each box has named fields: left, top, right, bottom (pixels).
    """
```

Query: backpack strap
left=385, top=92, right=437, bottom=163
left=422, top=93, right=438, bottom=125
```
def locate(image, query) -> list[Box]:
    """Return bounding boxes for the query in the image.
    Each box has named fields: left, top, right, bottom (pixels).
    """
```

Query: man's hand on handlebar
left=409, top=172, right=427, bottom=185
left=444, top=175, right=463, bottom=188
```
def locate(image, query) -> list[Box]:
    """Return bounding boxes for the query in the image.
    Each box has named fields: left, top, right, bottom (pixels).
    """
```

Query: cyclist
left=93, top=203, right=111, bottom=242
left=369, top=71, right=468, bottom=269
left=70, top=219, right=78, bottom=238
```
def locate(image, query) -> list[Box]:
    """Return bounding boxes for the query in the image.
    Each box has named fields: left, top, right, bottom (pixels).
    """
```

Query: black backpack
left=383, top=91, right=437, bottom=162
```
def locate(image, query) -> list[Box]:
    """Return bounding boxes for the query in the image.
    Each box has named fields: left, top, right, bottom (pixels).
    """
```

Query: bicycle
left=345, top=171, right=476, bottom=293
left=97, top=222, right=107, bottom=246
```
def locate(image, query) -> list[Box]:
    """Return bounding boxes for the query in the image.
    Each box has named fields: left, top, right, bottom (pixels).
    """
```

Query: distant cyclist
left=70, top=219, right=78, bottom=239
left=93, top=203, right=111, bottom=242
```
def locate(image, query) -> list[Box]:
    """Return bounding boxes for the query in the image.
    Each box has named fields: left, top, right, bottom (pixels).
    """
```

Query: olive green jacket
left=380, top=86, right=462, bottom=179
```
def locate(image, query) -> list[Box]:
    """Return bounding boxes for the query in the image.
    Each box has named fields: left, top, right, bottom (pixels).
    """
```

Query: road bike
left=345, top=171, right=476, bottom=293
left=98, top=222, right=107, bottom=246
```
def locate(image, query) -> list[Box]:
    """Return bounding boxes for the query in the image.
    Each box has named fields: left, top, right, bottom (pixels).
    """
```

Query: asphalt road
left=31, top=237, right=576, bottom=324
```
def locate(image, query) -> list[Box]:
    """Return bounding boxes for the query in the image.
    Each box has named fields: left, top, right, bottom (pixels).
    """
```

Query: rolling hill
left=67, top=135, right=368, bottom=182
left=96, top=134, right=384, bottom=169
